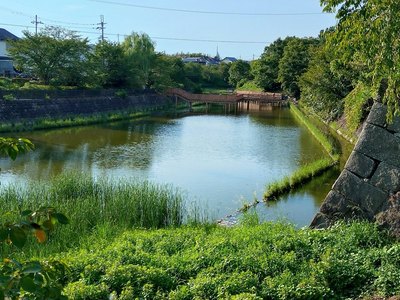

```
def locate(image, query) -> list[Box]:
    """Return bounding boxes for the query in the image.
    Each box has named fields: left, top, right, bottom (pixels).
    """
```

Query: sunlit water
left=0, top=109, right=346, bottom=226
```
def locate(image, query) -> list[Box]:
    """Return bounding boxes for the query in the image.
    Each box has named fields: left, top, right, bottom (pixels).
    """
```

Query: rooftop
left=0, top=28, right=19, bottom=41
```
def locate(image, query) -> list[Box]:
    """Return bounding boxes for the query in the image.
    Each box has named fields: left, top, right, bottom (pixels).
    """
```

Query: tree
left=147, top=54, right=176, bottom=91
left=183, top=62, right=204, bottom=92
left=299, top=42, right=353, bottom=121
left=122, top=33, right=156, bottom=89
left=228, top=60, right=252, bottom=88
left=278, top=37, right=319, bottom=98
left=9, top=26, right=90, bottom=87
left=253, top=37, right=292, bottom=92
left=90, top=41, right=134, bottom=88
left=320, top=0, right=400, bottom=118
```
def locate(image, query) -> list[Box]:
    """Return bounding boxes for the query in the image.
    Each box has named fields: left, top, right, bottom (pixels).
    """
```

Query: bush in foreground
left=58, top=221, right=399, bottom=299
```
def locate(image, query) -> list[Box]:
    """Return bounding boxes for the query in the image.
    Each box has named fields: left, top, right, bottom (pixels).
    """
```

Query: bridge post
left=247, top=101, right=249, bottom=111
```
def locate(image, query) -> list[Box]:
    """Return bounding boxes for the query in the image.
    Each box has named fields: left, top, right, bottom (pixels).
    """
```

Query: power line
left=87, top=0, right=328, bottom=16
left=0, top=21, right=271, bottom=44
left=149, top=36, right=268, bottom=44
left=0, top=5, right=34, bottom=18
left=0, top=22, right=35, bottom=29
left=38, top=16, right=96, bottom=26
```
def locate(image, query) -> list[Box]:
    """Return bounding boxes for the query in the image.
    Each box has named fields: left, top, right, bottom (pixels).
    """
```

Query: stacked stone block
left=311, top=101, right=400, bottom=228
left=0, top=94, right=169, bottom=122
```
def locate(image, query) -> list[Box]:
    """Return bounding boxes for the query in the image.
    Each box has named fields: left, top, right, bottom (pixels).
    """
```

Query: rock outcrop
left=311, top=101, right=400, bottom=232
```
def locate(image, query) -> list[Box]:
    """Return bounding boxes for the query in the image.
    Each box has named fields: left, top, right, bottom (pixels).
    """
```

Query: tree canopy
left=9, top=27, right=90, bottom=86
left=228, top=60, right=252, bottom=88
left=320, top=0, right=400, bottom=118
left=278, top=37, right=318, bottom=98
left=253, top=38, right=292, bottom=92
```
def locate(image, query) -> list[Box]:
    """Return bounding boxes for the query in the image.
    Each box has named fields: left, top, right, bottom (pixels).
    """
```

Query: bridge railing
left=166, top=88, right=285, bottom=103
left=166, top=88, right=242, bottom=102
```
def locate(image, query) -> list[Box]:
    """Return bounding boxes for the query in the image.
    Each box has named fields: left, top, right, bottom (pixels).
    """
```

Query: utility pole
left=97, top=15, right=106, bottom=42
left=31, top=15, right=43, bottom=35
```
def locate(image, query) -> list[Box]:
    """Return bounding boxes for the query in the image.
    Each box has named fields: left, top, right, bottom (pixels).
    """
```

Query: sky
left=0, top=0, right=337, bottom=60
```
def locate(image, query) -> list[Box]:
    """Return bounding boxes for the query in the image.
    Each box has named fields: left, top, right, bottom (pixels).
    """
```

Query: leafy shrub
left=343, top=83, right=373, bottom=135
left=52, top=222, right=399, bottom=299
left=115, top=89, right=128, bottom=98
left=3, top=93, right=15, bottom=101
left=63, top=281, right=110, bottom=300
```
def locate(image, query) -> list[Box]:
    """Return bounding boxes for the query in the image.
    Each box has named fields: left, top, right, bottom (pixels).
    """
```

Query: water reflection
left=0, top=108, right=346, bottom=225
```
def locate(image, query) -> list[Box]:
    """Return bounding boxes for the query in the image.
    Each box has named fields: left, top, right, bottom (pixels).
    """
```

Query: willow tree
left=122, top=33, right=156, bottom=88
left=321, top=0, right=400, bottom=119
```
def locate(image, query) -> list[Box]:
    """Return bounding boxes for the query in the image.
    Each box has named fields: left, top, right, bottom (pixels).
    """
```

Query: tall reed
left=0, top=172, right=191, bottom=257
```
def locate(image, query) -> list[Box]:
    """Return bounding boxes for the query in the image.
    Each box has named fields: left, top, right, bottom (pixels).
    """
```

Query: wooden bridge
left=166, top=88, right=287, bottom=112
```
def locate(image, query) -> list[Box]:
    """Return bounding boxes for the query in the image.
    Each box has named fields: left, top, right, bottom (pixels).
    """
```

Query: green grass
left=55, top=221, right=399, bottom=299
left=290, top=103, right=339, bottom=160
left=264, top=158, right=335, bottom=200
left=344, top=83, right=372, bottom=136
left=236, top=81, right=263, bottom=92
left=0, top=173, right=203, bottom=258
left=201, top=87, right=233, bottom=94
left=0, top=108, right=165, bottom=133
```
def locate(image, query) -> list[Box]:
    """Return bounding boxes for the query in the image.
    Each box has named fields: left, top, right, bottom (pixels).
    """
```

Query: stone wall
left=311, top=101, right=400, bottom=229
left=0, top=94, right=170, bottom=122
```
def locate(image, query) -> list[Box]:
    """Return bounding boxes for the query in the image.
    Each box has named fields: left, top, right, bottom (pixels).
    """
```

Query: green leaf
left=20, top=275, right=37, bottom=293
left=21, top=210, right=33, bottom=217
left=53, top=213, right=69, bottom=225
left=10, top=226, right=27, bottom=248
left=33, top=273, right=45, bottom=285
left=48, top=287, right=63, bottom=298
left=30, top=222, right=41, bottom=230
left=22, top=262, right=42, bottom=274
left=42, top=219, right=54, bottom=231
left=0, top=228, right=8, bottom=242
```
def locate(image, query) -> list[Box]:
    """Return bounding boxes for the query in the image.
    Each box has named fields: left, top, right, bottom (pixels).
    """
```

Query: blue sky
left=0, top=0, right=337, bottom=60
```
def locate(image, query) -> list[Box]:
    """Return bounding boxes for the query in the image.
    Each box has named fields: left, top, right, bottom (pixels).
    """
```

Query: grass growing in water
left=264, top=158, right=335, bottom=200
left=0, top=172, right=200, bottom=258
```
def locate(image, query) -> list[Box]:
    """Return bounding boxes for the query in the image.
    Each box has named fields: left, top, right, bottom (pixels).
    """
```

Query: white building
left=0, top=28, right=19, bottom=76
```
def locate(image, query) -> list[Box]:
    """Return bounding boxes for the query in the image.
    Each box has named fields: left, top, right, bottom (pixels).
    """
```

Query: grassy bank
left=0, top=173, right=203, bottom=258
left=56, top=221, right=399, bottom=299
left=290, top=103, right=339, bottom=160
left=264, top=158, right=335, bottom=200
left=262, top=104, right=340, bottom=202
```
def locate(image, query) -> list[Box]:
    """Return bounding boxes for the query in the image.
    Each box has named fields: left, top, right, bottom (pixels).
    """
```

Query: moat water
left=0, top=108, right=347, bottom=226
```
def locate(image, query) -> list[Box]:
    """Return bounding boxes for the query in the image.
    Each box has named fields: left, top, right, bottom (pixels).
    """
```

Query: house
left=0, top=28, right=19, bottom=77
left=221, top=57, right=238, bottom=64
left=182, top=57, right=207, bottom=64
left=182, top=56, right=221, bottom=66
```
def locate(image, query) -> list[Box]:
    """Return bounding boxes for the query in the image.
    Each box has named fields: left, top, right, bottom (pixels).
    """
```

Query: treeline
left=5, top=26, right=257, bottom=94
left=200, top=0, right=396, bottom=128
left=241, top=1, right=400, bottom=136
